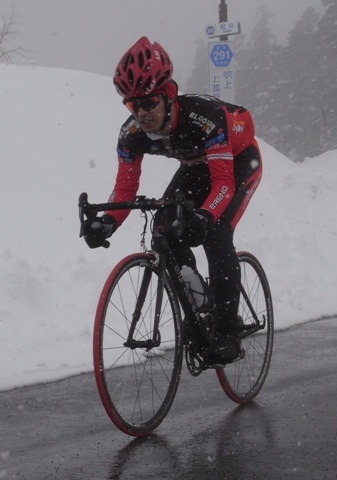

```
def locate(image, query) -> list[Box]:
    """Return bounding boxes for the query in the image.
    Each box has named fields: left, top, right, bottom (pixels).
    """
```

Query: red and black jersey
left=108, top=94, right=260, bottom=226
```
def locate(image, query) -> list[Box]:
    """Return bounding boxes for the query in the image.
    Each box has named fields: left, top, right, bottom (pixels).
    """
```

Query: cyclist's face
left=132, top=97, right=166, bottom=134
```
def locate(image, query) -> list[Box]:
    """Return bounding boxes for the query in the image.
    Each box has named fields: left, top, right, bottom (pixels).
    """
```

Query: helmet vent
left=127, top=69, right=134, bottom=87
left=145, top=48, right=151, bottom=60
left=138, top=51, right=144, bottom=69
left=155, top=76, right=165, bottom=87
left=118, top=80, right=129, bottom=96
left=135, top=76, right=143, bottom=91
left=122, top=53, right=133, bottom=72
left=142, top=76, right=153, bottom=93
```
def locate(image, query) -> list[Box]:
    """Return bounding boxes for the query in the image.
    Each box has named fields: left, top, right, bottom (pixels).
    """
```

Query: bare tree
left=0, top=7, right=32, bottom=64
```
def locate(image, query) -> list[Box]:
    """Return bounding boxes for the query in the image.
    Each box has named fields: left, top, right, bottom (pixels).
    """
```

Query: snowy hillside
left=1, top=64, right=336, bottom=391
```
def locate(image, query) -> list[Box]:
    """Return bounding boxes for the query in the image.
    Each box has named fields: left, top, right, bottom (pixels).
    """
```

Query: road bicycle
left=78, top=190, right=274, bottom=437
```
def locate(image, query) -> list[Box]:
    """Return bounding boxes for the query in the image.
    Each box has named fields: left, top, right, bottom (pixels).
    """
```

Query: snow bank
left=1, top=64, right=336, bottom=390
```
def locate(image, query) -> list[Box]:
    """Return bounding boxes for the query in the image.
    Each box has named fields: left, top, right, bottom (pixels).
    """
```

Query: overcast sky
left=1, top=0, right=325, bottom=89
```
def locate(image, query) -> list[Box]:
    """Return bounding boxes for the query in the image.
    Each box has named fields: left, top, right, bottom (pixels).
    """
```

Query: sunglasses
left=123, top=96, right=162, bottom=114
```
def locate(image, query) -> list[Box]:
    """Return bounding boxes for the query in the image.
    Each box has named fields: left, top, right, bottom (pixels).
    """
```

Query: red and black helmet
left=113, top=36, right=176, bottom=100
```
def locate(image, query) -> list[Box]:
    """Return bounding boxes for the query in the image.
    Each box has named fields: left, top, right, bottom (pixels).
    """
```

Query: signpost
left=205, top=22, right=241, bottom=38
left=205, top=1, right=241, bottom=103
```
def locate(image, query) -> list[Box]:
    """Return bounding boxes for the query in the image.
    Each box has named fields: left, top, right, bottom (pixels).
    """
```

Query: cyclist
left=83, top=36, right=263, bottom=366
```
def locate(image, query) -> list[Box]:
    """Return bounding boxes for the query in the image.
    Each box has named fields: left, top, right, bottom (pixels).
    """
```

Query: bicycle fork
left=238, top=283, right=267, bottom=340
left=123, top=260, right=164, bottom=351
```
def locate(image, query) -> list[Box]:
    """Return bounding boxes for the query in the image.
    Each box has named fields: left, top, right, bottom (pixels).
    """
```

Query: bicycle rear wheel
left=93, top=253, right=183, bottom=436
left=216, top=251, right=274, bottom=403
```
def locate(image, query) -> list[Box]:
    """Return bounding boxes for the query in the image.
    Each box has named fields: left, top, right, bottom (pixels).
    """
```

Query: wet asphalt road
left=1, top=317, right=337, bottom=480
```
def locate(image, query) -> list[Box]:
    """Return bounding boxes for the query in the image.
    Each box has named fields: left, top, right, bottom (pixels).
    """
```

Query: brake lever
left=78, top=192, right=98, bottom=237
left=173, top=190, right=195, bottom=237
left=78, top=193, right=86, bottom=237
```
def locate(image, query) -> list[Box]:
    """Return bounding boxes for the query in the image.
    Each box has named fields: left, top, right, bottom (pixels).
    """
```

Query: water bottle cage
left=189, top=286, right=207, bottom=309
left=181, top=266, right=210, bottom=310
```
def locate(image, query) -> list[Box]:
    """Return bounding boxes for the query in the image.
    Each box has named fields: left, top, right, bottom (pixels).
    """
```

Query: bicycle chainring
left=185, top=341, right=205, bottom=376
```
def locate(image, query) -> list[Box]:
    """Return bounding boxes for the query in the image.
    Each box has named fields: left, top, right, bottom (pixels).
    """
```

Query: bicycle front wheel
left=216, top=251, right=274, bottom=403
left=93, top=253, right=183, bottom=436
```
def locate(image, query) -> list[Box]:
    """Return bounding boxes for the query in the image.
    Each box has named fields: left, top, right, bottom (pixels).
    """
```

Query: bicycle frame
left=149, top=233, right=266, bottom=345
left=149, top=228, right=210, bottom=348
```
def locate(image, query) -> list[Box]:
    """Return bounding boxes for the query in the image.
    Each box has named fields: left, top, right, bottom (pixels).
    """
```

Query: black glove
left=83, top=214, right=117, bottom=249
left=182, top=210, right=211, bottom=247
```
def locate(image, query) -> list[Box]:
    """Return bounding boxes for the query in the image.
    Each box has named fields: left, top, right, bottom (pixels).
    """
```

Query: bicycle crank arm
left=123, top=338, right=161, bottom=350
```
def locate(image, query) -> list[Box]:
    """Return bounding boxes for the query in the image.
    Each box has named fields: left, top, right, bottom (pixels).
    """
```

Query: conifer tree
left=275, top=7, right=320, bottom=160
left=316, top=0, right=337, bottom=153
left=236, top=6, right=283, bottom=148
left=184, top=38, right=209, bottom=94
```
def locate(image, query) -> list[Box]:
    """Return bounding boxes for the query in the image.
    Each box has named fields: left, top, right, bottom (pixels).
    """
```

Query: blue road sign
left=209, top=43, right=233, bottom=67
left=206, top=25, right=215, bottom=36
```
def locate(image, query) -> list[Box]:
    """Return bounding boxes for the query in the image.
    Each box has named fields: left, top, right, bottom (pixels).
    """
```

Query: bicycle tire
left=216, top=251, right=274, bottom=403
left=93, top=253, right=183, bottom=436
